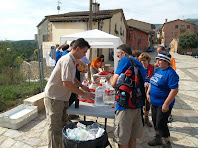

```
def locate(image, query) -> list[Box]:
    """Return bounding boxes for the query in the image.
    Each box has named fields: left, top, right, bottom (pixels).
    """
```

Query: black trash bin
left=62, top=121, right=111, bottom=148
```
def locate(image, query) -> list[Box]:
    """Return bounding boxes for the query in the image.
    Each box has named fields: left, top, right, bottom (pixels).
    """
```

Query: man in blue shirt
left=110, top=44, right=146, bottom=148
left=55, top=42, right=69, bottom=66
left=61, top=40, right=76, bottom=57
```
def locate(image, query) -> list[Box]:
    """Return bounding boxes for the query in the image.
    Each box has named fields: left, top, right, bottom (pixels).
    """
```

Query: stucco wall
left=170, top=38, right=179, bottom=53
left=52, top=22, right=88, bottom=44
left=37, top=19, right=49, bottom=48
left=126, top=28, right=148, bottom=51
left=110, top=12, right=126, bottom=43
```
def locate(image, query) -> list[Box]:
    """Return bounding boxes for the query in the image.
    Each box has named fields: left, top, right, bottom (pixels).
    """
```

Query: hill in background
left=0, top=40, right=38, bottom=61
left=184, top=18, right=198, bottom=25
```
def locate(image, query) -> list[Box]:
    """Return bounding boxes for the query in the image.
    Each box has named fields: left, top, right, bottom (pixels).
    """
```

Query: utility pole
left=88, top=0, right=93, bottom=80
left=89, top=0, right=93, bottom=30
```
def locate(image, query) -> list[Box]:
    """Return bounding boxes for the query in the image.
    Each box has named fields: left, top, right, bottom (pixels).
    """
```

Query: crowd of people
left=44, top=39, right=179, bottom=148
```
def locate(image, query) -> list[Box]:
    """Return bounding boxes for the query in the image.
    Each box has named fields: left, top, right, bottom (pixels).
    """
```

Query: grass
left=0, top=81, right=45, bottom=113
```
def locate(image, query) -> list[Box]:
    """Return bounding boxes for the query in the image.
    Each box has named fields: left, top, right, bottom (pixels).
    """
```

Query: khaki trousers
left=44, top=97, right=69, bottom=148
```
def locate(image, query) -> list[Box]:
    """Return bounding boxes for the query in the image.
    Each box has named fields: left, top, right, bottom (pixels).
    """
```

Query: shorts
left=114, top=109, right=143, bottom=145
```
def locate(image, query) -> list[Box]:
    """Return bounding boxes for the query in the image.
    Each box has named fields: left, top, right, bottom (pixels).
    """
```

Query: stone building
left=36, top=3, right=127, bottom=62
left=126, top=26, right=149, bottom=51
left=162, top=19, right=197, bottom=46
left=127, top=19, right=155, bottom=48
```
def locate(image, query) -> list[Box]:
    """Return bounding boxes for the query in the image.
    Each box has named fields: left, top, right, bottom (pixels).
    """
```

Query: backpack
left=115, top=57, right=146, bottom=108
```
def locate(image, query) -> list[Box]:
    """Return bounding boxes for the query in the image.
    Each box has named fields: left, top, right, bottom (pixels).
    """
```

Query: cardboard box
left=104, top=64, right=111, bottom=71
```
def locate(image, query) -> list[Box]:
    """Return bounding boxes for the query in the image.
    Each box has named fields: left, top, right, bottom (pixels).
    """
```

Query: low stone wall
left=178, top=48, right=198, bottom=55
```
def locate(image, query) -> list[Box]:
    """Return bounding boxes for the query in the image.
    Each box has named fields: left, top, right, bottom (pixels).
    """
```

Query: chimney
left=92, top=2, right=100, bottom=13
left=165, top=19, right=167, bottom=23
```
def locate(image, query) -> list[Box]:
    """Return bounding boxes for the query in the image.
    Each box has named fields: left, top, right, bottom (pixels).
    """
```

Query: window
left=121, top=16, right=122, bottom=22
left=128, top=31, right=130, bottom=40
left=134, top=33, right=136, bottom=39
left=175, top=25, right=178, bottom=28
left=115, top=23, right=118, bottom=35
left=180, top=25, right=185, bottom=31
left=174, top=32, right=178, bottom=38
left=187, top=25, right=190, bottom=29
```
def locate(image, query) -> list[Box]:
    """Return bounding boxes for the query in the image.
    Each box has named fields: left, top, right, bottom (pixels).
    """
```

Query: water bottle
left=95, top=84, right=105, bottom=106
left=137, top=88, right=142, bottom=97
left=104, top=81, right=115, bottom=104
left=117, top=73, right=125, bottom=84
left=118, top=92, right=127, bottom=107
left=75, top=98, right=79, bottom=108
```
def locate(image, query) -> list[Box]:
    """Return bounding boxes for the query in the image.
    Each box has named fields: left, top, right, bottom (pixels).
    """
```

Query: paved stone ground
left=0, top=51, right=198, bottom=148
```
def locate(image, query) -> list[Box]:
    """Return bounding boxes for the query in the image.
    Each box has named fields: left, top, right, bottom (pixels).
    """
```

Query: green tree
left=0, top=41, right=15, bottom=69
left=179, top=33, right=198, bottom=49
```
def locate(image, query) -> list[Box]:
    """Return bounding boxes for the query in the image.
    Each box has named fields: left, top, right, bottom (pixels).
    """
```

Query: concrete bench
left=24, top=92, right=45, bottom=112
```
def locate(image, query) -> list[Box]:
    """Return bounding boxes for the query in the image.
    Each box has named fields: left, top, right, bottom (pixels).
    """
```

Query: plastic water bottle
left=119, top=92, right=126, bottom=107
left=95, top=84, right=105, bottom=106
left=104, top=81, right=115, bottom=104
left=117, top=73, right=125, bottom=84
left=137, top=88, right=142, bottom=97
left=79, top=80, right=89, bottom=102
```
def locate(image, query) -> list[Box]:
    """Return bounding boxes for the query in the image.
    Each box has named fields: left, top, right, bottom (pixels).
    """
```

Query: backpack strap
left=155, top=67, right=160, bottom=73
left=128, top=57, right=141, bottom=78
left=129, top=57, right=146, bottom=107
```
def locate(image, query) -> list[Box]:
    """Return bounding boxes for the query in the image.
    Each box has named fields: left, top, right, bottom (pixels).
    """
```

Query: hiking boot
left=168, top=114, right=173, bottom=123
left=145, top=116, right=152, bottom=127
left=161, top=141, right=172, bottom=148
left=148, top=135, right=163, bottom=146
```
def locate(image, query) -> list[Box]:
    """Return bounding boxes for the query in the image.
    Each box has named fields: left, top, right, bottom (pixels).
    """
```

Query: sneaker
left=161, top=141, right=172, bottom=148
left=168, top=114, right=173, bottom=123
left=145, top=117, right=152, bottom=127
left=148, top=135, right=163, bottom=146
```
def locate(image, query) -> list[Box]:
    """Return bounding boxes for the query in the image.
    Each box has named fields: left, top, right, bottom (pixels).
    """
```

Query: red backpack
left=115, top=58, right=145, bottom=108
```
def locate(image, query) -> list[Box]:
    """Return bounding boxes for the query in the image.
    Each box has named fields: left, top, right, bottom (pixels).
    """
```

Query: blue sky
left=0, top=0, right=197, bottom=40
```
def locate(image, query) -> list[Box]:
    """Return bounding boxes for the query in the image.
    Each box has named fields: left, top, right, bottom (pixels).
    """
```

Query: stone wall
left=177, top=48, right=198, bottom=55
left=21, top=59, right=54, bottom=80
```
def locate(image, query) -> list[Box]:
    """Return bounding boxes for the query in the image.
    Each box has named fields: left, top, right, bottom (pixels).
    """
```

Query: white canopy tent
left=60, top=29, right=123, bottom=71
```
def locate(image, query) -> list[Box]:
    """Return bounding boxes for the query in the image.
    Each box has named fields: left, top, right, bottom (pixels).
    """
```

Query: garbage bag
left=62, top=121, right=110, bottom=148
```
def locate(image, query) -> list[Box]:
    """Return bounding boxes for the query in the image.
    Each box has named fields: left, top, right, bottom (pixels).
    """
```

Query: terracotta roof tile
left=46, top=9, right=121, bottom=22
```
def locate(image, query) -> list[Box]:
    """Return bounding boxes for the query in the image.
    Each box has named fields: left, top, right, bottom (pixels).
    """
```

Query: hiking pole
left=144, top=86, right=148, bottom=125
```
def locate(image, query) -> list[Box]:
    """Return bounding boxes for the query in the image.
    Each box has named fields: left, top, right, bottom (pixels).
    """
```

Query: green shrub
left=0, top=81, right=44, bottom=112
left=179, top=33, right=198, bottom=49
